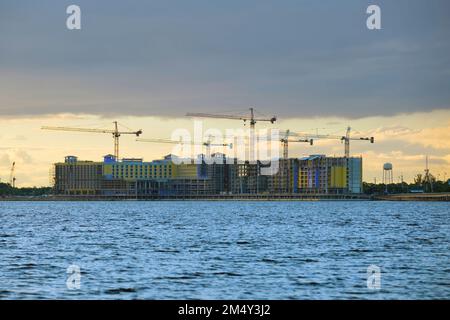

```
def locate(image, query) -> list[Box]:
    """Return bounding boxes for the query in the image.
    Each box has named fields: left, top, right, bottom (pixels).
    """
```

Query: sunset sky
left=1, top=0, right=449, bottom=186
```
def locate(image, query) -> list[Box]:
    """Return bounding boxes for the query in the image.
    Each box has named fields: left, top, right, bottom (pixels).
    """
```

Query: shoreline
left=1, top=193, right=449, bottom=201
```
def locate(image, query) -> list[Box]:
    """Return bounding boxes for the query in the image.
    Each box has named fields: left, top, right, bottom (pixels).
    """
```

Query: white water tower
left=383, top=163, right=393, bottom=185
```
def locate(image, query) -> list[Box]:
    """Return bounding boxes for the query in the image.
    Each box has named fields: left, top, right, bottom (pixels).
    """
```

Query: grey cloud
left=0, top=0, right=449, bottom=118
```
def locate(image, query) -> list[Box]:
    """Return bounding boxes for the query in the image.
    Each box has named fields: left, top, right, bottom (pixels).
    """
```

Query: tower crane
left=186, top=108, right=276, bottom=161
left=272, top=130, right=313, bottom=193
left=288, top=127, right=374, bottom=158
left=9, top=162, right=16, bottom=188
left=42, top=121, right=142, bottom=159
left=187, top=107, right=277, bottom=129
left=339, top=127, right=374, bottom=158
left=279, top=130, right=313, bottom=159
left=275, top=127, right=374, bottom=194
left=136, top=137, right=233, bottom=158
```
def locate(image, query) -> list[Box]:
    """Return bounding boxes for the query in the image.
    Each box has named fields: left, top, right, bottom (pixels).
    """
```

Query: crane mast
left=344, top=126, right=351, bottom=158
left=113, top=121, right=120, bottom=161
left=9, top=162, right=16, bottom=188
left=186, top=108, right=276, bottom=161
left=279, top=130, right=314, bottom=159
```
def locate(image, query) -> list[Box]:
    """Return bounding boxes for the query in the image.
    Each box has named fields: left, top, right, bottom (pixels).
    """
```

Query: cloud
left=364, top=123, right=450, bottom=151
left=0, top=0, right=449, bottom=118
left=369, top=126, right=420, bottom=137
left=15, top=150, right=33, bottom=163
left=362, top=149, right=450, bottom=182
left=407, top=126, right=450, bottom=150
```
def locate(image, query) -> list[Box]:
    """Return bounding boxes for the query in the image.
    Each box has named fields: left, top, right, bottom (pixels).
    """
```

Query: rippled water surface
left=0, top=201, right=449, bottom=299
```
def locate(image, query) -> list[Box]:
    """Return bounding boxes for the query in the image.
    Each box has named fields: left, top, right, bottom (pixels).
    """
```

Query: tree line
left=363, top=173, right=450, bottom=195
left=0, top=183, right=52, bottom=197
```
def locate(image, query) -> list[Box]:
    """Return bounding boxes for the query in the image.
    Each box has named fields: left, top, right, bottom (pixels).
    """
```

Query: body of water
left=0, top=201, right=449, bottom=299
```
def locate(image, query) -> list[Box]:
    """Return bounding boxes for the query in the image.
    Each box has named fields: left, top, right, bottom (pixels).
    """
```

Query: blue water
left=0, top=201, right=449, bottom=299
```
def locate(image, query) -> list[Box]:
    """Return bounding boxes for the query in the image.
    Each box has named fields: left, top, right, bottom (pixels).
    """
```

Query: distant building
left=53, top=154, right=210, bottom=196
left=52, top=154, right=363, bottom=197
left=264, top=155, right=362, bottom=194
left=53, top=156, right=104, bottom=195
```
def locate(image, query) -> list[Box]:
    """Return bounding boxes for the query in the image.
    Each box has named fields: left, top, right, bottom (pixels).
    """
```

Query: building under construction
left=52, top=153, right=363, bottom=198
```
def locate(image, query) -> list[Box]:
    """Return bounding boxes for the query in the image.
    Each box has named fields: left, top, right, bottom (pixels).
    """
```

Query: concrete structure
left=54, top=156, right=103, bottom=195
left=52, top=154, right=364, bottom=197
left=53, top=154, right=209, bottom=196
left=265, top=155, right=362, bottom=194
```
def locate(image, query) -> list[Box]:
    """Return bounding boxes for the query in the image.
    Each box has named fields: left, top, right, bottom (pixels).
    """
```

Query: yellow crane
left=42, top=121, right=142, bottom=159
left=288, top=127, right=374, bottom=158
left=136, top=137, right=232, bottom=158
left=186, top=108, right=276, bottom=161
left=271, top=127, right=373, bottom=194
left=279, top=129, right=313, bottom=159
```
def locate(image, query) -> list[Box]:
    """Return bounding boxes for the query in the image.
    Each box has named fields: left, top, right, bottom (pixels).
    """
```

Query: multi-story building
left=53, top=156, right=103, bottom=195
left=52, top=154, right=363, bottom=197
left=264, top=155, right=362, bottom=194
left=266, top=159, right=297, bottom=194
left=53, top=154, right=213, bottom=196
left=296, top=155, right=362, bottom=194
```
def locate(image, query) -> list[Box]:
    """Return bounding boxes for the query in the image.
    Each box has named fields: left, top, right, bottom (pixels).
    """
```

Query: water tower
left=383, top=163, right=393, bottom=185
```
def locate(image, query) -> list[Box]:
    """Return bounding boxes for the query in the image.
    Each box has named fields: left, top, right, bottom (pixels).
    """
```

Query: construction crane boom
left=136, top=137, right=232, bottom=158
left=187, top=107, right=276, bottom=128
left=41, top=126, right=118, bottom=134
left=42, top=121, right=142, bottom=159
left=287, top=126, right=374, bottom=158
left=186, top=113, right=277, bottom=124
left=279, top=129, right=314, bottom=159
left=187, top=107, right=276, bottom=161
left=136, top=138, right=230, bottom=147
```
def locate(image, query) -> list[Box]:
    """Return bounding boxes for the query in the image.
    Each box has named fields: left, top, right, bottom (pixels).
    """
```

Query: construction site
left=50, top=153, right=364, bottom=199
left=38, top=109, right=376, bottom=200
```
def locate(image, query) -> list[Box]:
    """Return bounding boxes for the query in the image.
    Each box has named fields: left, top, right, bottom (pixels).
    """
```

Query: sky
left=0, top=0, right=449, bottom=186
